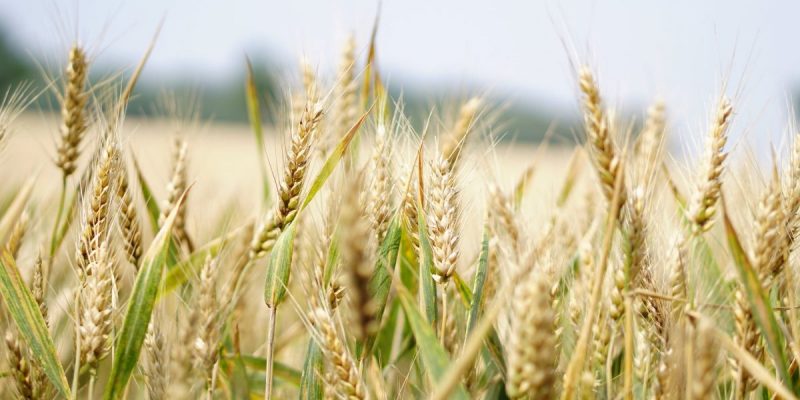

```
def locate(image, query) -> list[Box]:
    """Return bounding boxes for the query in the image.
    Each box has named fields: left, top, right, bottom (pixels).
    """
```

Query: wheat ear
left=250, top=100, right=323, bottom=260
left=578, top=67, right=626, bottom=207
left=441, top=97, right=482, bottom=169
left=690, top=318, right=718, bottom=400
left=4, top=209, right=28, bottom=259
left=5, top=329, right=33, bottom=399
left=193, top=255, right=221, bottom=395
left=687, top=97, right=732, bottom=233
left=76, top=140, right=118, bottom=273
left=428, top=152, right=460, bottom=283
left=77, top=242, right=115, bottom=370
left=116, top=159, right=143, bottom=268
left=55, top=45, right=90, bottom=178
left=309, top=307, right=367, bottom=400
left=160, top=137, right=192, bottom=251
left=368, top=122, right=394, bottom=243
left=505, top=271, right=558, bottom=399
left=143, top=319, right=166, bottom=400
left=340, top=174, right=377, bottom=340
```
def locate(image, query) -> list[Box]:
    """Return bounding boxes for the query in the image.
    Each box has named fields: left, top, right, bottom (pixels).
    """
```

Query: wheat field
left=0, top=30, right=798, bottom=400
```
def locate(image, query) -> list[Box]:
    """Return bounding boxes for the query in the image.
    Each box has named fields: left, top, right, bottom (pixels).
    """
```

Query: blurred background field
left=2, top=1, right=800, bottom=151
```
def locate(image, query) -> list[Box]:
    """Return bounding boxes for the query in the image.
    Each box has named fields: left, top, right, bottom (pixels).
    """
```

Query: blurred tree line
left=0, top=26, right=568, bottom=142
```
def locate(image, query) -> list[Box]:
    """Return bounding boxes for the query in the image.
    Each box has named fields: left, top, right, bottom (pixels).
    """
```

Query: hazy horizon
left=3, top=1, right=800, bottom=155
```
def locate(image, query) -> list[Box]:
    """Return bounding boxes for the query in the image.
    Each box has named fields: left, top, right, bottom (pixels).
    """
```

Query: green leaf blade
left=264, top=223, right=296, bottom=307
left=722, top=201, right=792, bottom=389
left=104, top=188, right=189, bottom=399
left=0, top=252, right=71, bottom=398
left=396, top=287, right=470, bottom=400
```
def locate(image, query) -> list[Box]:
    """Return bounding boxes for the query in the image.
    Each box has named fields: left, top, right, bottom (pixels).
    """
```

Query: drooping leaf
left=722, top=199, right=792, bottom=389
left=237, top=355, right=302, bottom=386
left=512, top=165, right=535, bottom=211
left=0, top=252, right=71, bottom=398
left=396, top=286, right=470, bottom=399
left=131, top=152, right=161, bottom=231
left=160, top=222, right=251, bottom=296
left=264, top=223, right=296, bottom=307
left=104, top=188, right=189, bottom=399
left=301, top=105, right=373, bottom=211
left=367, top=215, right=402, bottom=334
left=299, top=340, right=324, bottom=400
left=555, top=147, right=583, bottom=208
left=452, top=272, right=472, bottom=309
left=467, top=229, right=490, bottom=334
left=416, top=206, right=437, bottom=325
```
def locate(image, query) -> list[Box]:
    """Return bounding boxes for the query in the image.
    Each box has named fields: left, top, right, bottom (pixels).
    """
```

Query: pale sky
left=2, top=1, right=799, bottom=155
